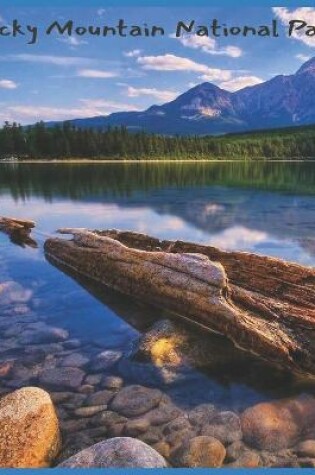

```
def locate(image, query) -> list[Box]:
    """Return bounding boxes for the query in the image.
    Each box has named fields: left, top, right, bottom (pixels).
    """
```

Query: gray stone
left=90, top=410, right=127, bottom=429
left=107, top=422, right=127, bottom=438
left=163, top=416, right=191, bottom=435
left=63, top=393, right=87, bottom=407
left=226, top=441, right=248, bottom=462
left=85, top=374, right=102, bottom=386
left=9, top=363, right=39, bottom=385
left=50, top=391, right=72, bottom=404
left=145, top=402, right=182, bottom=426
left=78, top=384, right=94, bottom=394
left=138, top=427, right=163, bottom=445
left=124, top=418, right=150, bottom=437
left=201, top=411, right=242, bottom=445
left=59, top=353, right=89, bottom=368
left=80, top=426, right=108, bottom=439
left=89, top=350, right=122, bottom=372
left=110, top=385, right=162, bottom=417
left=188, top=403, right=217, bottom=426
left=20, top=326, right=69, bottom=345
left=101, top=375, right=123, bottom=390
left=60, top=418, right=88, bottom=433
left=39, top=367, right=85, bottom=390
left=86, top=389, right=115, bottom=407
left=56, top=433, right=93, bottom=464
left=166, top=429, right=196, bottom=449
left=58, top=437, right=168, bottom=468
left=25, top=343, right=64, bottom=355
left=63, top=339, right=81, bottom=349
left=74, top=405, right=108, bottom=417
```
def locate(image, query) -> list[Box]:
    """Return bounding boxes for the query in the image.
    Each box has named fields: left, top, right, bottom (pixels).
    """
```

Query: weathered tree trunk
left=0, top=217, right=37, bottom=248
left=44, top=228, right=315, bottom=377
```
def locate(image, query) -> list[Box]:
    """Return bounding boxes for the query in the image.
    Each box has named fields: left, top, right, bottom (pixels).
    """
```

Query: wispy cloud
left=0, top=79, right=18, bottom=89
left=7, top=99, right=140, bottom=123
left=296, top=53, right=311, bottom=62
left=58, top=37, right=88, bottom=48
left=219, top=75, right=263, bottom=92
left=137, top=54, right=232, bottom=81
left=273, top=7, right=315, bottom=47
left=123, top=49, right=142, bottom=58
left=77, top=69, right=119, bottom=78
left=171, top=34, right=242, bottom=58
left=5, top=54, right=93, bottom=66
left=97, top=8, right=106, bottom=17
left=7, top=105, right=81, bottom=121
left=80, top=99, right=140, bottom=112
left=125, top=86, right=178, bottom=102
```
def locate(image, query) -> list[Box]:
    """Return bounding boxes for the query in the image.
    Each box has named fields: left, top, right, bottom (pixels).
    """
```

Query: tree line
left=1, top=120, right=315, bottom=160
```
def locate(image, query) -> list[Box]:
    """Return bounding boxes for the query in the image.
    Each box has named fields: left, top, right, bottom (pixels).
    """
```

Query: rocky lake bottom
left=1, top=161, right=315, bottom=467
left=2, top=278, right=315, bottom=468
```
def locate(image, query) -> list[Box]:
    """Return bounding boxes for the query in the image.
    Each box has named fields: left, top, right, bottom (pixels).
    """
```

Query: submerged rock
left=163, top=416, right=192, bottom=436
left=201, top=411, right=242, bottom=445
left=86, top=389, right=115, bottom=406
left=39, top=367, right=85, bottom=390
left=56, top=433, right=93, bottom=465
left=89, top=350, right=122, bottom=372
left=124, top=418, right=150, bottom=437
left=101, top=375, right=123, bottom=390
left=19, top=324, right=69, bottom=345
left=73, top=405, right=108, bottom=417
left=0, top=361, right=14, bottom=378
left=228, top=451, right=261, bottom=468
left=63, top=339, right=81, bottom=349
left=90, top=410, right=127, bottom=429
left=188, top=403, right=217, bottom=426
left=110, top=385, right=162, bottom=417
left=59, top=352, right=89, bottom=368
left=0, top=387, right=60, bottom=467
left=136, top=318, right=246, bottom=370
left=295, top=440, right=315, bottom=458
left=171, top=435, right=226, bottom=468
left=241, top=395, right=315, bottom=451
left=145, top=402, right=183, bottom=426
left=58, top=437, right=168, bottom=468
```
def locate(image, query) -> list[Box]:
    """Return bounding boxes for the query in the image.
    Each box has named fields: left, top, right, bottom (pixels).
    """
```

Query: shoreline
left=1, top=158, right=315, bottom=164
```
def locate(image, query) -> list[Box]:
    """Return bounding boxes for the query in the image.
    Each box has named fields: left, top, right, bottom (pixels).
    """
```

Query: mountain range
left=56, top=57, right=315, bottom=135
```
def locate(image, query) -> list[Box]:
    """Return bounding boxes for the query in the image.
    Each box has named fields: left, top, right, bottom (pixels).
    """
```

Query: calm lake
left=1, top=161, right=315, bottom=464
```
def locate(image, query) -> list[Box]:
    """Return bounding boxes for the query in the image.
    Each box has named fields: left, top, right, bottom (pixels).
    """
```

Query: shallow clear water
left=0, top=162, right=315, bottom=463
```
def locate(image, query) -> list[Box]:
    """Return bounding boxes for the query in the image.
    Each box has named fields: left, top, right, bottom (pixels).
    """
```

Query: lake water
left=1, top=161, right=315, bottom=466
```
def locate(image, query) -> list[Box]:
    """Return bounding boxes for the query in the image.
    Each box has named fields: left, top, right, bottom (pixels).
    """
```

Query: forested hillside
left=0, top=121, right=315, bottom=160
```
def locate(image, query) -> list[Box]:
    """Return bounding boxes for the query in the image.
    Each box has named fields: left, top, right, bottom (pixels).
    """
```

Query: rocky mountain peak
left=297, top=57, right=315, bottom=75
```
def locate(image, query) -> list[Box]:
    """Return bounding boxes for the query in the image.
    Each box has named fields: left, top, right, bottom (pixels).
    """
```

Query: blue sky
left=0, top=6, right=314, bottom=124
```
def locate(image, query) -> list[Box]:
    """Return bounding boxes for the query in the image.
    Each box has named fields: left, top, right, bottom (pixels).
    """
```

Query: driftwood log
left=44, top=228, right=315, bottom=377
left=0, top=216, right=37, bottom=248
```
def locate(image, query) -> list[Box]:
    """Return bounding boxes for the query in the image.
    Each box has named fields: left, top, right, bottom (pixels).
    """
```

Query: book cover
left=0, top=0, right=314, bottom=470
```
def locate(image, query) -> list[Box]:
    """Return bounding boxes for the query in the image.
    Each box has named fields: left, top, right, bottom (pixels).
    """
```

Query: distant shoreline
left=1, top=158, right=315, bottom=164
